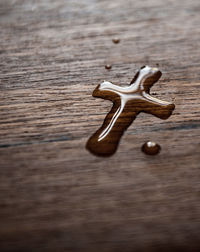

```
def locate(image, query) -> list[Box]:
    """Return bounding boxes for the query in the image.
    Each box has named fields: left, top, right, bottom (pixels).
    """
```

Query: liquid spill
left=86, top=66, right=175, bottom=157
left=105, top=64, right=112, bottom=70
left=112, top=38, right=120, bottom=44
left=142, top=141, right=161, bottom=155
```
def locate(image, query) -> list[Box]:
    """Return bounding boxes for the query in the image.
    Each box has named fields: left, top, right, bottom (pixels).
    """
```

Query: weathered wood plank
left=0, top=0, right=200, bottom=251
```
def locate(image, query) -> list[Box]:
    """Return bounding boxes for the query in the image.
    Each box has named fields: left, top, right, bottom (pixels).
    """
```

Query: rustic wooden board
left=0, top=0, right=200, bottom=251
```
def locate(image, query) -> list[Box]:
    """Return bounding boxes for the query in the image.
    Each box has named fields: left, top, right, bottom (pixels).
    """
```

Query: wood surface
left=0, top=0, right=200, bottom=251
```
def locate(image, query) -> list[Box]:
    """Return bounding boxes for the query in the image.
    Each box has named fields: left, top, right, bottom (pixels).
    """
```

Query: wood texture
left=0, top=0, right=200, bottom=251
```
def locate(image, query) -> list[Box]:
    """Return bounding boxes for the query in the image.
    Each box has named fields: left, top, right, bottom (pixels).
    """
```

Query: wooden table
left=0, top=0, right=200, bottom=251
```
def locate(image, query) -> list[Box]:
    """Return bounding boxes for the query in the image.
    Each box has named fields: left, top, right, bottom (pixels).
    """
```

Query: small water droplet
left=112, top=38, right=120, bottom=44
left=105, top=64, right=112, bottom=70
left=172, top=96, right=176, bottom=102
left=142, top=141, right=161, bottom=155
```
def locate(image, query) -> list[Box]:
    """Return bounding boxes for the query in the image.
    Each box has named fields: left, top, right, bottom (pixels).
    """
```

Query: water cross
left=86, top=66, right=175, bottom=157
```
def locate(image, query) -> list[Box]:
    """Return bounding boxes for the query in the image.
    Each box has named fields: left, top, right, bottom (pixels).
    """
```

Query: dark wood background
left=0, top=0, right=200, bottom=251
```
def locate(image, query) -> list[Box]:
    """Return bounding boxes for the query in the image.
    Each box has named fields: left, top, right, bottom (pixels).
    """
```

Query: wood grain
left=0, top=0, right=200, bottom=251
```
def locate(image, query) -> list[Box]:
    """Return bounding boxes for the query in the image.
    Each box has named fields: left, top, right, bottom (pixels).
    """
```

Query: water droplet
left=105, top=64, right=112, bottom=70
left=172, top=96, right=176, bottom=102
left=112, top=38, right=120, bottom=44
left=86, top=66, right=175, bottom=157
left=142, top=141, right=161, bottom=155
